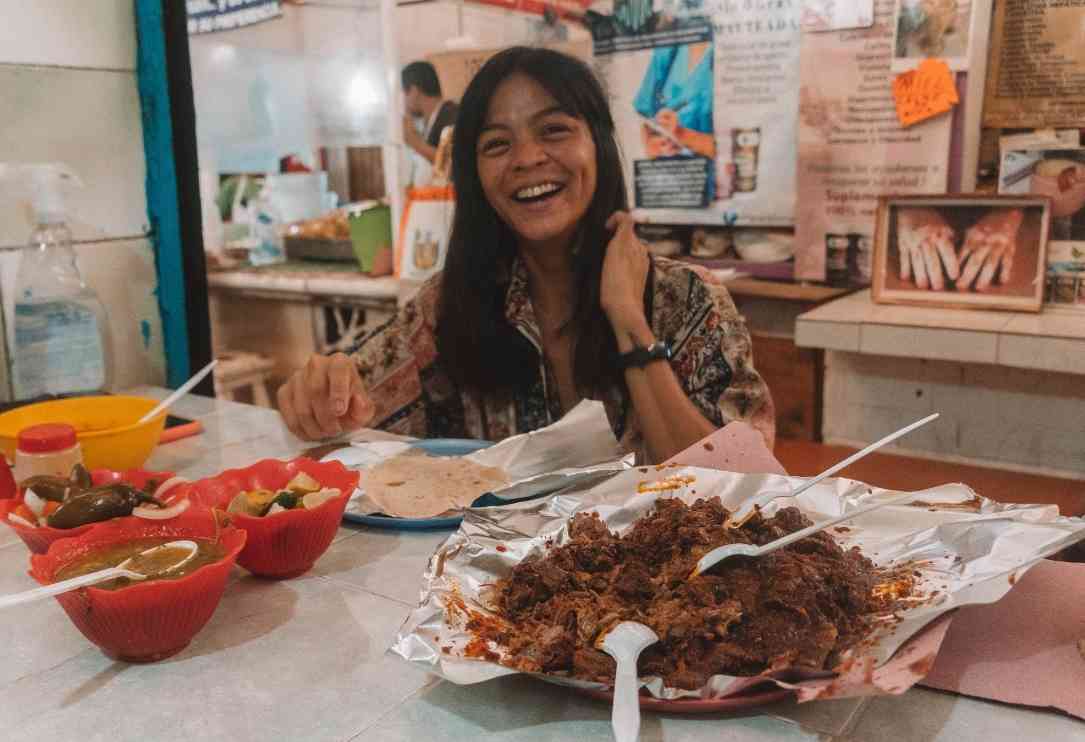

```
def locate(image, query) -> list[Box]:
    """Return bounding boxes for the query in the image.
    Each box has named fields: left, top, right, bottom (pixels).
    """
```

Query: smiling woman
left=276, top=47, right=775, bottom=463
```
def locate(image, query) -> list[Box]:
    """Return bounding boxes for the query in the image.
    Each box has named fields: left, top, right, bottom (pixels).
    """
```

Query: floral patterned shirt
left=350, top=256, right=775, bottom=456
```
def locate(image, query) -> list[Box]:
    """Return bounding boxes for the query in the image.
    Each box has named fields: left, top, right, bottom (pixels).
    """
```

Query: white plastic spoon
left=138, top=360, right=218, bottom=424
left=0, top=540, right=199, bottom=610
left=693, top=491, right=914, bottom=577
left=726, top=413, right=940, bottom=527
left=598, top=621, right=659, bottom=742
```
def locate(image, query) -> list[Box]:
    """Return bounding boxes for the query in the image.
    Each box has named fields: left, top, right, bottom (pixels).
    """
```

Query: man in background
left=402, top=61, right=458, bottom=165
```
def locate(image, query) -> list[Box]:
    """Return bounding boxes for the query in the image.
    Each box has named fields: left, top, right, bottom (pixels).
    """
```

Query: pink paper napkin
left=666, top=421, right=787, bottom=475
left=921, top=559, right=1085, bottom=719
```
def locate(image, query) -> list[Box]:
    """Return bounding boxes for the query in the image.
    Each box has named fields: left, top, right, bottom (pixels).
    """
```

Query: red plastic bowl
left=0, top=468, right=175, bottom=554
left=185, top=458, right=358, bottom=579
left=29, top=508, right=246, bottom=662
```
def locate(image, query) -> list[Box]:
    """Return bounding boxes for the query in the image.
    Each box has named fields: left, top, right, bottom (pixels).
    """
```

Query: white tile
left=795, top=319, right=860, bottom=352
left=867, top=304, right=1012, bottom=333
left=0, top=541, right=101, bottom=688
left=0, top=66, right=148, bottom=245
left=821, top=404, right=861, bottom=444
left=848, top=689, right=1085, bottom=742
left=993, top=378, right=1085, bottom=435
left=74, top=239, right=167, bottom=390
left=312, top=528, right=447, bottom=606
left=958, top=423, right=1084, bottom=473
left=854, top=406, right=926, bottom=452
left=900, top=414, right=960, bottom=455
left=997, top=333, right=1085, bottom=375
left=919, top=359, right=965, bottom=386
left=956, top=422, right=1004, bottom=461
left=1003, top=311, right=1085, bottom=341
left=358, top=674, right=822, bottom=742
left=823, top=351, right=854, bottom=412
left=837, top=353, right=934, bottom=414
left=927, top=363, right=999, bottom=428
left=0, top=576, right=433, bottom=742
left=0, top=0, right=136, bottom=70
left=860, top=325, right=999, bottom=364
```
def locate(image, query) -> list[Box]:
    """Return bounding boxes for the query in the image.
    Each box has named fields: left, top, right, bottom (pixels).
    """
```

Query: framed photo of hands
left=872, top=195, right=1051, bottom=312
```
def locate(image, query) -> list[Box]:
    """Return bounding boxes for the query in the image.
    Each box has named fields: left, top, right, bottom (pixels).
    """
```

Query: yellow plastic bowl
left=0, top=396, right=167, bottom=472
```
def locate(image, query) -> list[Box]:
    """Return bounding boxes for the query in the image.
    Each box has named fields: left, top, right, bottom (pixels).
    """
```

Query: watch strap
left=617, top=341, right=673, bottom=370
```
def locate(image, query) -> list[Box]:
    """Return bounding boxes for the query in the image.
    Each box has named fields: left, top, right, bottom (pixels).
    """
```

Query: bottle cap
left=17, top=423, right=78, bottom=454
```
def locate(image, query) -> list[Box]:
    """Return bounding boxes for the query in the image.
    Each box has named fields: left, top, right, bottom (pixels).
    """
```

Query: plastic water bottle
left=1, top=164, right=113, bottom=400
left=249, top=180, right=286, bottom=266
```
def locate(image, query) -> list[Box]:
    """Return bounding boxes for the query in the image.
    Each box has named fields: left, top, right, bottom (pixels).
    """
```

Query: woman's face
left=476, top=73, right=598, bottom=253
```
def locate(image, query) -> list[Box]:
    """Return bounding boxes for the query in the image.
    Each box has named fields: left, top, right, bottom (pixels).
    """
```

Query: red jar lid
left=17, top=424, right=78, bottom=454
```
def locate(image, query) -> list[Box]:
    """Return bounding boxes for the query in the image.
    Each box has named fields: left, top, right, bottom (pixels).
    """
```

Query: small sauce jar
left=14, top=424, right=83, bottom=482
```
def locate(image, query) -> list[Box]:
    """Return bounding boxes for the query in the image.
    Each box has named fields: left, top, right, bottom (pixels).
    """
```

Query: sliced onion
left=23, top=488, right=47, bottom=518
left=302, top=488, right=341, bottom=510
left=266, top=503, right=288, bottom=516
left=8, top=512, right=37, bottom=529
left=152, top=477, right=191, bottom=503
left=133, top=498, right=190, bottom=520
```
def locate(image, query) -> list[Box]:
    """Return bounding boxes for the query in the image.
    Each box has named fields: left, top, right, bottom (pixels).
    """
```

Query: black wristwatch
left=617, top=341, right=673, bottom=370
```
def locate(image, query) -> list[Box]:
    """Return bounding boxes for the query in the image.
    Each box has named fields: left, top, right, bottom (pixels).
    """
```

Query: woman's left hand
left=600, top=212, right=650, bottom=336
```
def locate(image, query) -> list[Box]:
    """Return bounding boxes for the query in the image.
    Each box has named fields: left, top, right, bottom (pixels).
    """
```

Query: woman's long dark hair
left=435, top=47, right=630, bottom=398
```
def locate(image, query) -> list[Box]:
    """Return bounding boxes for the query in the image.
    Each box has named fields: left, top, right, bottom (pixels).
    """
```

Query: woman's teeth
left=514, top=183, right=563, bottom=201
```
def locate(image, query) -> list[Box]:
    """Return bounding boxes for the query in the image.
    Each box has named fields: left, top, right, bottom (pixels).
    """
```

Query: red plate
left=580, top=686, right=794, bottom=713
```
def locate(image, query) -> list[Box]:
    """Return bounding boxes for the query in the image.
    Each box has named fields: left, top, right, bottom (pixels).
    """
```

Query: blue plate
left=335, top=438, right=493, bottom=530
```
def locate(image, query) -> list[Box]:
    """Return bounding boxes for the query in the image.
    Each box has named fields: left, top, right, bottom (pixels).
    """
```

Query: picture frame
left=872, top=194, right=1051, bottom=313
left=997, top=146, right=1085, bottom=310
left=890, top=0, right=986, bottom=73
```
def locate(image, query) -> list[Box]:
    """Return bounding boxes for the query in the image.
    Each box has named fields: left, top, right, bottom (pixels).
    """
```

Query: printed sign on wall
left=186, top=0, right=282, bottom=35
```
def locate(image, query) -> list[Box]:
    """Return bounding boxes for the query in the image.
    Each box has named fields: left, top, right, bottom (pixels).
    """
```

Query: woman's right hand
left=277, top=353, right=376, bottom=441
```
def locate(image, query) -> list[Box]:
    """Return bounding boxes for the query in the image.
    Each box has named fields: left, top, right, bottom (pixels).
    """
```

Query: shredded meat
left=488, top=498, right=911, bottom=689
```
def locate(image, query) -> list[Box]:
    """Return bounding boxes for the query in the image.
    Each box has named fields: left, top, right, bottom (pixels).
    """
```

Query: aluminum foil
left=341, top=400, right=631, bottom=518
left=389, top=465, right=1085, bottom=700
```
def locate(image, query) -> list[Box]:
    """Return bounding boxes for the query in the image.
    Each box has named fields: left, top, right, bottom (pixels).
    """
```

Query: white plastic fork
left=726, top=413, right=939, bottom=527
left=692, top=491, right=915, bottom=577
left=598, top=621, right=659, bottom=742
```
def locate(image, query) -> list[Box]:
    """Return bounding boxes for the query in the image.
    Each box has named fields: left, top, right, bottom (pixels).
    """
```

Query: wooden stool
left=214, top=351, right=276, bottom=407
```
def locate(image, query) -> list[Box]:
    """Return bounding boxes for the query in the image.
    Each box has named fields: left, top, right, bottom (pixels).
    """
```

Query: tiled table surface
left=1, top=389, right=1081, bottom=741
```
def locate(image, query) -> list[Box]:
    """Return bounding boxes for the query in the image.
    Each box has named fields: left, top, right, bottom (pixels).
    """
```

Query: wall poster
left=983, top=0, right=1085, bottom=128
left=592, top=0, right=802, bottom=226
left=794, top=0, right=953, bottom=282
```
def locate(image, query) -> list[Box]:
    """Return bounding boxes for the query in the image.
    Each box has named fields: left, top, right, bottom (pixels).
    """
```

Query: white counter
left=208, top=266, right=401, bottom=306
left=795, top=290, right=1085, bottom=375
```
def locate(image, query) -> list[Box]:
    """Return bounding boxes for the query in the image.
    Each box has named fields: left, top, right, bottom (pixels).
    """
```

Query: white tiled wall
left=0, top=0, right=136, bottom=70
left=0, top=66, right=150, bottom=245
left=0, top=1, right=166, bottom=397
left=823, top=351, right=1085, bottom=477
